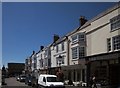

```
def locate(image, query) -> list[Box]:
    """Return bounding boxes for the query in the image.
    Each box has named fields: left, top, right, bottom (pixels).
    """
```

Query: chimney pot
left=40, top=46, right=44, bottom=51
left=53, top=34, right=59, bottom=43
left=79, top=16, right=87, bottom=27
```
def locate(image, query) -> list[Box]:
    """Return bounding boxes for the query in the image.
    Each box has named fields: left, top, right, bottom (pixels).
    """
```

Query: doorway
left=109, top=64, right=120, bottom=87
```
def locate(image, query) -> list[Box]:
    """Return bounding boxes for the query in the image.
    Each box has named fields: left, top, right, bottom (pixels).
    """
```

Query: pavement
left=65, top=86, right=89, bottom=88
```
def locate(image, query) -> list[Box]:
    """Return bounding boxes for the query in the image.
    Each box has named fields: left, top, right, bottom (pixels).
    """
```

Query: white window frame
left=56, top=57, right=64, bottom=66
left=107, top=38, right=111, bottom=52
left=79, top=46, right=85, bottom=59
left=112, top=35, right=120, bottom=51
left=72, top=47, right=79, bottom=59
left=44, top=58, right=48, bottom=67
left=61, top=42, right=64, bottom=51
left=71, top=34, right=78, bottom=44
left=56, top=45, right=59, bottom=53
left=78, top=33, right=85, bottom=42
left=110, top=14, right=120, bottom=31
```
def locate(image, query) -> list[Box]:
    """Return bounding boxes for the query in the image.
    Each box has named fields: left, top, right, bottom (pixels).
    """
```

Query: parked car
left=38, top=74, right=65, bottom=88
left=31, top=76, right=38, bottom=87
left=25, top=75, right=32, bottom=86
left=25, top=75, right=38, bottom=87
left=19, top=75, right=26, bottom=82
left=16, top=75, right=20, bottom=81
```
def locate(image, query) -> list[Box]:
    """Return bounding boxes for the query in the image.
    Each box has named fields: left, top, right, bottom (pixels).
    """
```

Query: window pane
left=79, top=33, right=85, bottom=41
left=113, top=35, right=120, bottom=50
left=110, top=15, right=120, bottom=31
left=56, top=45, right=58, bottom=52
left=107, top=38, right=111, bottom=51
left=72, top=35, right=78, bottom=43
left=72, top=47, right=78, bottom=59
left=61, top=42, right=64, bottom=51
left=79, top=47, right=85, bottom=59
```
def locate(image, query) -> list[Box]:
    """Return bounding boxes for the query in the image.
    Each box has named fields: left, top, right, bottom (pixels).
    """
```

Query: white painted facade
left=36, top=50, right=45, bottom=70
left=36, top=52, right=41, bottom=70
left=68, top=29, right=86, bottom=65
left=51, top=37, right=68, bottom=68
left=31, top=52, right=37, bottom=72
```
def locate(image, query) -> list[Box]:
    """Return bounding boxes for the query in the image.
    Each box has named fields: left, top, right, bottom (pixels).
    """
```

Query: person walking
left=90, top=75, right=97, bottom=88
left=92, top=76, right=97, bottom=88
left=56, top=68, right=64, bottom=82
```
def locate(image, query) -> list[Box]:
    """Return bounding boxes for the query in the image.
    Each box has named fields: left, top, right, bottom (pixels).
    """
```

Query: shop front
left=86, top=51, right=120, bottom=87
left=61, top=64, right=87, bottom=83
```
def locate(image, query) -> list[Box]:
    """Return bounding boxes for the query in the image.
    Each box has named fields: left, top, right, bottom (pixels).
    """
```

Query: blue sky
left=2, top=2, right=116, bottom=67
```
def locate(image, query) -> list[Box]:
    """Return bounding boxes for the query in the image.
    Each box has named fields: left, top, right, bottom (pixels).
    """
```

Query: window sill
left=113, top=49, right=120, bottom=52
left=110, top=27, right=120, bottom=32
left=72, top=58, right=79, bottom=61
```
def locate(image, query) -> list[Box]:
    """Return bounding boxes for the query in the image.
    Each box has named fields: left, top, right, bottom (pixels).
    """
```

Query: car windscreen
left=47, top=77, right=57, bottom=82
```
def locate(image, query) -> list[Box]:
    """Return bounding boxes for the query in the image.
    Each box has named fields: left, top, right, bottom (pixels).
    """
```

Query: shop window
left=73, top=70, right=75, bottom=81
left=82, top=69, right=85, bottom=82
left=77, top=71, right=80, bottom=81
left=68, top=71, right=71, bottom=80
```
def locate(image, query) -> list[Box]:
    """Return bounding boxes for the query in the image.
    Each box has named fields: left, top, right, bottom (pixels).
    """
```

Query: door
left=109, top=64, right=120, bottom=87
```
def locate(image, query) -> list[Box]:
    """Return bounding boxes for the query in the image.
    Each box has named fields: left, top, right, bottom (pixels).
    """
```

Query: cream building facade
left=62, top=2, right=120, bottom=86
left=85, top=3, right=120, bottom=87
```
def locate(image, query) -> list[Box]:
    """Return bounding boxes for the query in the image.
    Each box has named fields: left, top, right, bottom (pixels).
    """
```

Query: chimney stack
left=40, top=46, right=44, bottom=51
left=33, top=51, right=35, bottom=54
left=79, top=16, right=87, bottom=27
left=53, top=34, right=59, bottom=43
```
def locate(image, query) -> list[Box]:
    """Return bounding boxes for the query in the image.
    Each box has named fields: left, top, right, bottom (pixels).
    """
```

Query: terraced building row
left=25, top=2, right=120, bottom=87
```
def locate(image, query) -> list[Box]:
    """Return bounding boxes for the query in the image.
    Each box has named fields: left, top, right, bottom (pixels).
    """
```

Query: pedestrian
left=68, top=79, right=74, bottom=86
left=89, top=75, right=97, bottom=88
left=56, top=68, right=64, bottom=82
left=89, top=76, right=93, bottom=88
left=92, top=75, right=97, bottom=88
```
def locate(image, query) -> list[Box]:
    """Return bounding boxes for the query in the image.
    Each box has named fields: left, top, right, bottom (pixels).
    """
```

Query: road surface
left=1, top=77, right=90, bottom=88
left=1, top=77, right=33, bottom=88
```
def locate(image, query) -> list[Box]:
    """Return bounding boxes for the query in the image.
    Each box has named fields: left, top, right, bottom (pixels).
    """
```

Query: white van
left=38, top=74, right=65, bottom=88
